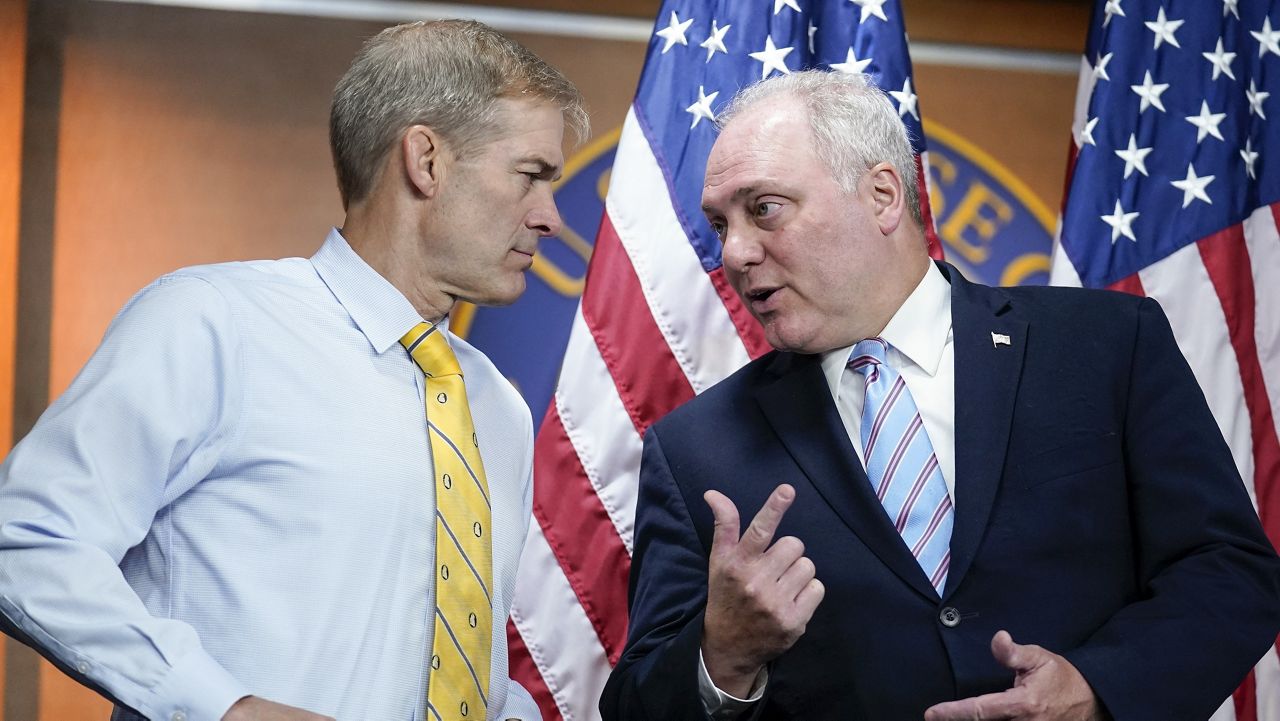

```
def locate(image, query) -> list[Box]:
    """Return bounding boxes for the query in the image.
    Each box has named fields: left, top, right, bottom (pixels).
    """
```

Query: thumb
left=991, top=630, right=1042, bottom=674
left=704, top=490, right=741, bottom=557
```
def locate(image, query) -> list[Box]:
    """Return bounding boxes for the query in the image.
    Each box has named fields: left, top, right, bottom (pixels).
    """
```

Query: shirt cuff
left=697, top=649, right=767, bottom=720
left=137, top=649, right=250, bottom=721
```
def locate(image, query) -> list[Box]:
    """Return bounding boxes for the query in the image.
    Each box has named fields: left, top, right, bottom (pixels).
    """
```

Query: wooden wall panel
left=1, top=0, right=28, bottom=718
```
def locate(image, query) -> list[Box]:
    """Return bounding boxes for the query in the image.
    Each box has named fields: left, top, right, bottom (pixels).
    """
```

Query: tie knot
left=847, top=337, right=890, bottom=376
left=399, top=322, right=461, bottom=377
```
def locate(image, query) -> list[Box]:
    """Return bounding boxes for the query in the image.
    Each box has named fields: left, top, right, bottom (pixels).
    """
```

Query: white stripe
left=1069, top=57, right=1097, bottom=149
left=555, top=307, right=643, bottom=553
left=1257, top=645, right=1280, bottom=721
left=607, top=108, right=753, bottom=394
left=1243, top=206, right=1280, bottom=433
left=1139, top=245, right=1256, bottom=500
left=1048, top=221, right=1084, bottom=287
left=510, top=523, right=609, bottom=721
left=1207, top=695, right=1236, bottom=721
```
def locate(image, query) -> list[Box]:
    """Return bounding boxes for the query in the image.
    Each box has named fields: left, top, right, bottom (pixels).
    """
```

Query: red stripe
left=866, top=377, right=906, bottom=460
left=1198, top=225, right=1280, bottom=553
left=1234, top=669, right=1258, bottom=721
left=582, top=214, right=695, bottom=434
left=915, top=157, right=944, bottom=260
left=507, top=620, right=563, bottom=721
left=707, top=266, right=772, bottom=360
left=532, top=407, right=631, bottom=664
left=1106, top=272, right=1145, bottom=297
left=1060, top=138, right=1081, bottom=217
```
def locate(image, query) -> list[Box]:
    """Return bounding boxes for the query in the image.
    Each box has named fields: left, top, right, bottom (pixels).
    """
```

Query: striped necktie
left=400, top=323, right=492, bottom=720
left=848, top=338, right=953, bottom=594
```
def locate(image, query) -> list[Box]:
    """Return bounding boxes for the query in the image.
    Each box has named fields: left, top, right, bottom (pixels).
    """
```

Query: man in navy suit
left=599, top=70, right=1280, bottom=720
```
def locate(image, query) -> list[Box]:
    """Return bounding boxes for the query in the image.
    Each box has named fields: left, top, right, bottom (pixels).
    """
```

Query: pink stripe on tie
left=895, top=454, right=941, bottom=532
left=876, top=415, right=923, bottom=500
left=911, top=490, right=952, bottom=557
left=865, top=377, right=906, bottom=460
left=930, top=548, right=951, bottom=589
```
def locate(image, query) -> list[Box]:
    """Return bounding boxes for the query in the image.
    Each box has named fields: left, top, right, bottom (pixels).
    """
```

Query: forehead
left=703, top=104, right=819, bottom=205
left=476, top=97, right=566, bottom=163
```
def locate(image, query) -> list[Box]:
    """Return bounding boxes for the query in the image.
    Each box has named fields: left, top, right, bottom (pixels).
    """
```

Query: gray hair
left=717, top=70, right=922, bottom=227
left=330, top=19, right=589, bottom=209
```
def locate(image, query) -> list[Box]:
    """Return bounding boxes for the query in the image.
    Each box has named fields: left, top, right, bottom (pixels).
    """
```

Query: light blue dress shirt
left=0, top=229, right=540, bottom=721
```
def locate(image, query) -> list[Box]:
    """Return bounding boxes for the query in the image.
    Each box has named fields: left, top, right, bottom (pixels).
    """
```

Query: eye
left=755, top=201, right=781, bottom=218
left=708, top=219, right=726, bottom=240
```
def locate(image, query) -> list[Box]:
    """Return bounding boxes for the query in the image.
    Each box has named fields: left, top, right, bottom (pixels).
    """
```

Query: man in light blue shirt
left=0, top=19, right=587, bottom=721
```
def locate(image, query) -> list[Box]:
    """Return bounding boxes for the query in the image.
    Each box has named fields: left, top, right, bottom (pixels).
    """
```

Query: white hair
left=717, top=70, right=922, bottom=226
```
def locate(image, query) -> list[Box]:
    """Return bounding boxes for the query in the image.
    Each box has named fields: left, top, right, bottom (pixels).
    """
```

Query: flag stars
left=1253, top=17, right=1280, bottom=58
left=1101, top=200, right=1139, bottom=243
left=700, top=20, right=730, bottom=62
left=1131, top=71, right=1170, bottom=113
left=1248, top=79, right=1270, bottom=118
left=808, top=21, right=818, bottom=54
left=851, top=0, right=890, bottom=23
left=749, top=35, right=794, bottom=79
left=1170, top=164, right=1215, bottom=207
left=655, top=11, right=693, bottom=54
left=1104, top=0, right=1126, bottom=27
left=1223, top=0, right=1239, bottom=19
left=832, top=48, right=873, bottom=74
left=1185, top=101, right=1226, bottom=142
left=1202, top=38, right=1237, bottom=80
left=890, top=78, right=920, bottom=120
left=1144, top=7, right=1184, bottom=50
left=774, top=0, right=801, bottom=14
left=685, top=86, right=719, bottom=129
left=1241, top=138, right=1259, bottom=179
left=1115, top=133, right=1154, bottom=178
left=1092, top=52, right=1113, bottom=82
left=1078, top=116, right=1100, bottom=147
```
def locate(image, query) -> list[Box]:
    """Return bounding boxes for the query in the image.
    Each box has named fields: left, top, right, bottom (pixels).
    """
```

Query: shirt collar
left=311, top=228, right=444, bottom=354
left=820, top=262, right=953, bottom=398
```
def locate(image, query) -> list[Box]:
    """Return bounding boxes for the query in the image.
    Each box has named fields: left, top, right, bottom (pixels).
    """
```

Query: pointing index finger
left=740, top=484, right=796, bottom=555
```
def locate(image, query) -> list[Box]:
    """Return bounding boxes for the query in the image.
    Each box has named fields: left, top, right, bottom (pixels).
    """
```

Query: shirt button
left=171, top=712, right=187, bottom=721
left=75, top=661, right=89, bottom=674
left=939, top=606, right=961, bottom=628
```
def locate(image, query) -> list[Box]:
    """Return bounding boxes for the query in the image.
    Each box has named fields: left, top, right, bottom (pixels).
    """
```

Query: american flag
left=503, top=1, right=939, bottom=718
left=1052, top=0, right=1280, bottom=718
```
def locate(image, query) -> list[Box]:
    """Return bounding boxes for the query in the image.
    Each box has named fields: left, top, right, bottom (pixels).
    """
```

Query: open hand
left=924, top=631, right=1103, bottom=720
left=700, top=484, right=825, bottom=697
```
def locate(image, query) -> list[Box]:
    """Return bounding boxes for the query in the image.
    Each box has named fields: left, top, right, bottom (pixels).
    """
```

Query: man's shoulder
left=448, top=333, right=533, bottom=424
left=654, top=350, right=787, bottom=432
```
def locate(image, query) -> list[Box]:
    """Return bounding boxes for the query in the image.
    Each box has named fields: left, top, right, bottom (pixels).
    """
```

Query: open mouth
left=747, top=287, right=779, bottom=303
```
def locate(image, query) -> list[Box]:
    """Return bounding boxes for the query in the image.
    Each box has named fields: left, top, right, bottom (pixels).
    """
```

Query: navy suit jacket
left=600, top=264, right=1280, bottom=721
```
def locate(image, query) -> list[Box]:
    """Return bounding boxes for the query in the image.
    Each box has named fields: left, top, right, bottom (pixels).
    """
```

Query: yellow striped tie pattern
left=400, top=323, right=492, bottom=721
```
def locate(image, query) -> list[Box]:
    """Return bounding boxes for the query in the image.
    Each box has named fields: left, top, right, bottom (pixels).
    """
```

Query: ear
left=402, top=125, right=445, bottom=198
left=865, top=162, right=906, bottom=236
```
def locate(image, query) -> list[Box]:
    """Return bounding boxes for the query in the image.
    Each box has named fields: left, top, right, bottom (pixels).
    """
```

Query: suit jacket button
left=939, top=607, right=961, bottom=628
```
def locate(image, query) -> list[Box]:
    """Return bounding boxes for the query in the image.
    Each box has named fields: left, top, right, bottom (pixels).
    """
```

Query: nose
left=526, top=186, right=564, bottom=238
left=721, top=223, right=764, bottom=274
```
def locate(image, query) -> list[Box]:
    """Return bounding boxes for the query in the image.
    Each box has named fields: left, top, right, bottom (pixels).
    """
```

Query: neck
left=341, top=199, right=453, bottom=324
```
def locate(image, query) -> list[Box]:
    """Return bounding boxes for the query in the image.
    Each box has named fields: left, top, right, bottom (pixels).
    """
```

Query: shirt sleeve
left=0, top=274, right=250, bottom=721
left=697, top=648, right=766, bottom=719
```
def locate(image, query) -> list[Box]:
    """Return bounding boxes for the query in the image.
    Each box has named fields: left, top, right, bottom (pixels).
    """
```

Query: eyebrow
left=702, top=185, right=759, bottom=214
left=521, top=158, right=562, bottom=181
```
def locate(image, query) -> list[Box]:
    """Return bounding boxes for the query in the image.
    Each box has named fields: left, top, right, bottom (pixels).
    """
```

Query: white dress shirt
left=0, top=229, right=541, bottom=721
left=700, top=262, right=956, bottom=716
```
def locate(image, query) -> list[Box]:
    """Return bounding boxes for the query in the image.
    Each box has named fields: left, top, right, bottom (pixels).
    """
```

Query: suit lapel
left=753, top=353, right=939, bottom=601
left=941, top=264, right=1027, bottom=597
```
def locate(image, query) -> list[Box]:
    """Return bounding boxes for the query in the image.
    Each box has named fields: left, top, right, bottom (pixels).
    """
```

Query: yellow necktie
left=400, top=323, right=492, bottom=721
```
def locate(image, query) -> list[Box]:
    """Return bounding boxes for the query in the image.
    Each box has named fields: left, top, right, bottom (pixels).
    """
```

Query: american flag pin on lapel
left=991, top=332, right=1011, bottom=348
